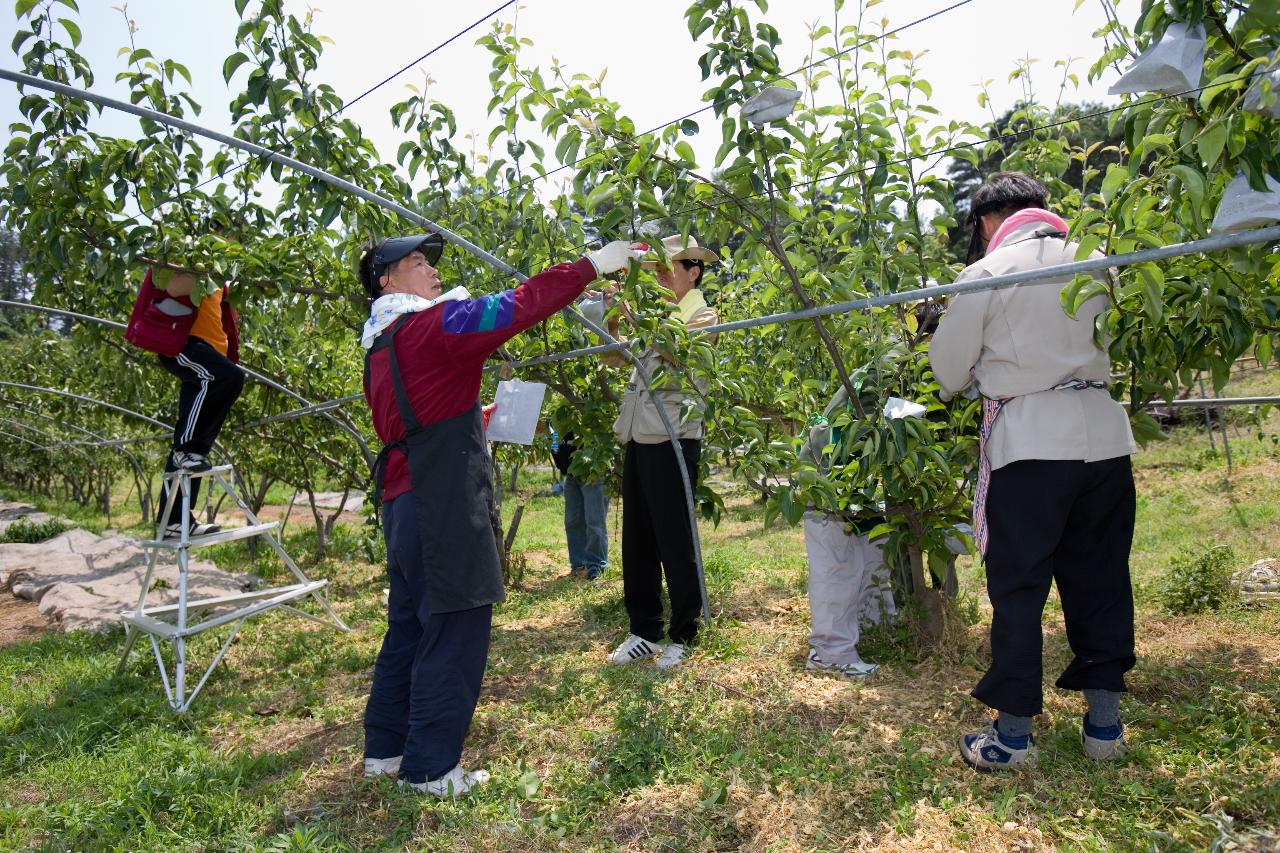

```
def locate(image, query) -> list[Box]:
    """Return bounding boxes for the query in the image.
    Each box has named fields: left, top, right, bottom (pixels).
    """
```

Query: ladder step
left=162, top=464, right=235, bottom=483
left=123, top=581, right=330, bottom=638
left=136, top=582, right=317, bottom=616
left=141, top=521, right=278, bottom=550
left=121, top=611, right=181, bottom=639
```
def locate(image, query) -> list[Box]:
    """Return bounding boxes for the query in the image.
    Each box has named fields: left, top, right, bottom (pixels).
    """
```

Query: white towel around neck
left=361, top=287, right=471, bottom=349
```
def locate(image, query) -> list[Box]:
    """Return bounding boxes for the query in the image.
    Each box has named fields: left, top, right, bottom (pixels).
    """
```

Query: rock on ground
left=0, top=501, right=259, bottom=633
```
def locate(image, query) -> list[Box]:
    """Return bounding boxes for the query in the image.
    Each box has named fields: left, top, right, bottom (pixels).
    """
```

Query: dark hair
left=679, top=258, right=704, bottom=284
left=359, top=244, right=381, bottom=300
left=966, top=171, right=1050, bottom=263
left=914, top=300, right=943, bottom=336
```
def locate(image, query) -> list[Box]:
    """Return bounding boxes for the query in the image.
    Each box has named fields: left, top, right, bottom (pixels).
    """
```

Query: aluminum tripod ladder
left=118, top=465, right=348, bottom=712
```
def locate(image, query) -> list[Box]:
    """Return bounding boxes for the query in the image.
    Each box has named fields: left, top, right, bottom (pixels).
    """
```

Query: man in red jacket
left=359, top=233, right=640, bottom=797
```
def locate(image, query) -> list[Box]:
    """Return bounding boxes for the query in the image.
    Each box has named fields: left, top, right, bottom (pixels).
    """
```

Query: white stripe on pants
left=804, top=512, right=896, bottom=666
left=175, top=351, right=214, bottom=446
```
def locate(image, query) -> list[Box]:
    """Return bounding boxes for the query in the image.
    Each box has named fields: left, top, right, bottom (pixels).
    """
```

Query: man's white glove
left=587, top=240, right=645, bottom=276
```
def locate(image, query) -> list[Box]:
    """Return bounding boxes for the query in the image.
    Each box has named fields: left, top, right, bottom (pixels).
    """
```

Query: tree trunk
left=304, top=485, right=326, bottom=561
left=909, top=544, right=945, bottom=647
left=251, top=473, right=274, bottom=514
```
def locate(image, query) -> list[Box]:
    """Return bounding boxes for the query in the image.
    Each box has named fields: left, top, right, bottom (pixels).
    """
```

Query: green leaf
left=222, top=52, right=250, bottom=83
left=1256, top=333, right=1274, bottom=369
left=14, top=0, right=40, bottom=18
left=1196, top=123, right=1227, bottom=170
left=1073, top=233, right=1103, bottom=261
left=1136, top=264, right=1164, bottom=323
left=1100, top=164, right=1127, bottom=204
left=57, top=17, right=80, bottom=46
left=1170, top=164, right=1205, bottom=213
left=864, top=522, right=893, bottom=541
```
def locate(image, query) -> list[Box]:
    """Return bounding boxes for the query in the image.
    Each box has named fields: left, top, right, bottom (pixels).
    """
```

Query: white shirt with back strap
left=929, top=221, right=1136, bottom=471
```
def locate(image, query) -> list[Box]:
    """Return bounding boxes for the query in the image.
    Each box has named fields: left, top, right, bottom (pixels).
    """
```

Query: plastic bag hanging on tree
left=1108, top=22, right=1206, bottom=97
left=1243, top=53, right=1280, bottom=118
left=1211, top=173, right=1280, bottom=235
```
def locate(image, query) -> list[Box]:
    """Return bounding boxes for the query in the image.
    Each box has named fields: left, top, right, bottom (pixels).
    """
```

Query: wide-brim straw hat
left=640, top=234, right=720, bottom=269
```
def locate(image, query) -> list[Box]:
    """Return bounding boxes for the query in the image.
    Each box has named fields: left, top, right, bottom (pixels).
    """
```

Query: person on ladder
left=153, top=269, right=244, bottom=538
left=358, top=232, right=642, bottom=797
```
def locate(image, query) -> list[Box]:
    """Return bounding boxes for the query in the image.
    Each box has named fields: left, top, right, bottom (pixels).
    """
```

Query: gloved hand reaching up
left=587, top=241, right=646, bottom=276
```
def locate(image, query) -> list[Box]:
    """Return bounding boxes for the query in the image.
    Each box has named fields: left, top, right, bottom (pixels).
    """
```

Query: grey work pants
left=804, top=512, right=896, bottom=665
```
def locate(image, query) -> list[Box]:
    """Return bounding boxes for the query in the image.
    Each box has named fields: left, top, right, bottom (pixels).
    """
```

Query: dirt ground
left=0, top=595, right=53, bottom=647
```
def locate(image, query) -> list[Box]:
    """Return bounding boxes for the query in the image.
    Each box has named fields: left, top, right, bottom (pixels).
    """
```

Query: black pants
left=974, top=456, right=1136, bottom=717
left=622, top=439, right=702, bottom=645
left=364, top=492, right=492, bottom=783
left=156, top=337, right=245, bottom=525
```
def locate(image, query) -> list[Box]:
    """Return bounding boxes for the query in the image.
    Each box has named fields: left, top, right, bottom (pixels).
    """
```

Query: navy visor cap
left=371, top=233, right=445, bottom=280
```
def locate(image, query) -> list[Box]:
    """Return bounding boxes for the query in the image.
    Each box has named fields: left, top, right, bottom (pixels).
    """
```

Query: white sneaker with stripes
left=171, top=450, right=212, bottom=472
left=655, top=643, right=687, bottom=671
left=606, top=634, right=659, bottom=665
left=164, top=521, right=222, bottom=539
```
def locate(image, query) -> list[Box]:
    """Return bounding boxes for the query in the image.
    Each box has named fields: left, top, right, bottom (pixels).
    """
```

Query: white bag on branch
left=1108, top=22, right=1206, bottom=97
left=741, top=86, right=802, bottom=125
left=1243, top=53, right=1280, bottom=118
left=1211, top=172, right=1280, bottom=235
left=882, top=397, right=927, bottom=420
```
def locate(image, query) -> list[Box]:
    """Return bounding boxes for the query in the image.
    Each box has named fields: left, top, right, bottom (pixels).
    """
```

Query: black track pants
left=621, top=439, right=702, bottom=645
left=156, top=337, right=244, bottom=525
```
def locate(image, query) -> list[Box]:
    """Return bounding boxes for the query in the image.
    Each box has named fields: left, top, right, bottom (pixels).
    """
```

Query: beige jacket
left=929, top=221, right=1135, bottom=470
left=606, top=289, right=718, bottom=445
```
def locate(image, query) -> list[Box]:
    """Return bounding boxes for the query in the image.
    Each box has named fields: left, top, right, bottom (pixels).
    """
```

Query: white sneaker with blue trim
left=1082, top=714, right=1128, bottom=760
left=959, top=721, right=1038, bottom=771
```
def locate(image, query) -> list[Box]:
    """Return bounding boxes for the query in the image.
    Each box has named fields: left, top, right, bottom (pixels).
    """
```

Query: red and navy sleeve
left=441, top=258, right=596, bottom=365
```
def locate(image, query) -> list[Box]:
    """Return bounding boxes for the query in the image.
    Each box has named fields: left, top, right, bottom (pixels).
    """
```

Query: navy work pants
left=974, top=456, right=1136, bottom=717
left=364, top=492, right=492, bottom=784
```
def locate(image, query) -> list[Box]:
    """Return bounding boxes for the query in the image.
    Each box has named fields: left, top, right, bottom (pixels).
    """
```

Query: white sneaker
left=805, top=648, right=878, bottom=679
left=606, top=634, right=659, bottom=665
left=656, top=643, right=687, bottom=671
left=399, top=765, right=490, bottom=798
left=363, top=755, right=402, bottom=777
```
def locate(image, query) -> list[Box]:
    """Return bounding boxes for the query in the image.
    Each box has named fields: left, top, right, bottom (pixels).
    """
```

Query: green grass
left=2, top=416, right=1279, bottom=851
left=0, top=516, right=70, bottom=544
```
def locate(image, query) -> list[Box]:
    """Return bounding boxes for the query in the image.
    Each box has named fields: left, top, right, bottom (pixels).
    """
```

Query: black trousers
left=156, top=337, right=245, bottom=524
left=364, top=493, right=492, bottom=783
left=974, top=456, right=1137, bottom=717
left=622, top=439, right=702, bottom=645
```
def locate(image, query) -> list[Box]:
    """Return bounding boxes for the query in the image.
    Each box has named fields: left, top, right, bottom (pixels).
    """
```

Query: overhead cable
left=468, top=0, right=978, bottom=211
left=128, top=0, right=517, bottom=223
left=500, top=223, right=1280, bottom=370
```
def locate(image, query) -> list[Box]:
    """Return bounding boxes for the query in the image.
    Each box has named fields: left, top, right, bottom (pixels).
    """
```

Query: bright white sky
left=0, top=1, right=1129, bottom=204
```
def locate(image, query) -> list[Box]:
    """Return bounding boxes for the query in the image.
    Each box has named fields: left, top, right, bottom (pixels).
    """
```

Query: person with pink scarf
left=930, top=172, right=1137, bottom=771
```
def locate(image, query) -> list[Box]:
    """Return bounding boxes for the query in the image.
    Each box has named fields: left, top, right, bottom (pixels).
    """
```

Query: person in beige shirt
left=599, top=235, right=719, bottom=672
left=929, top=172, right=1136, bottom=771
